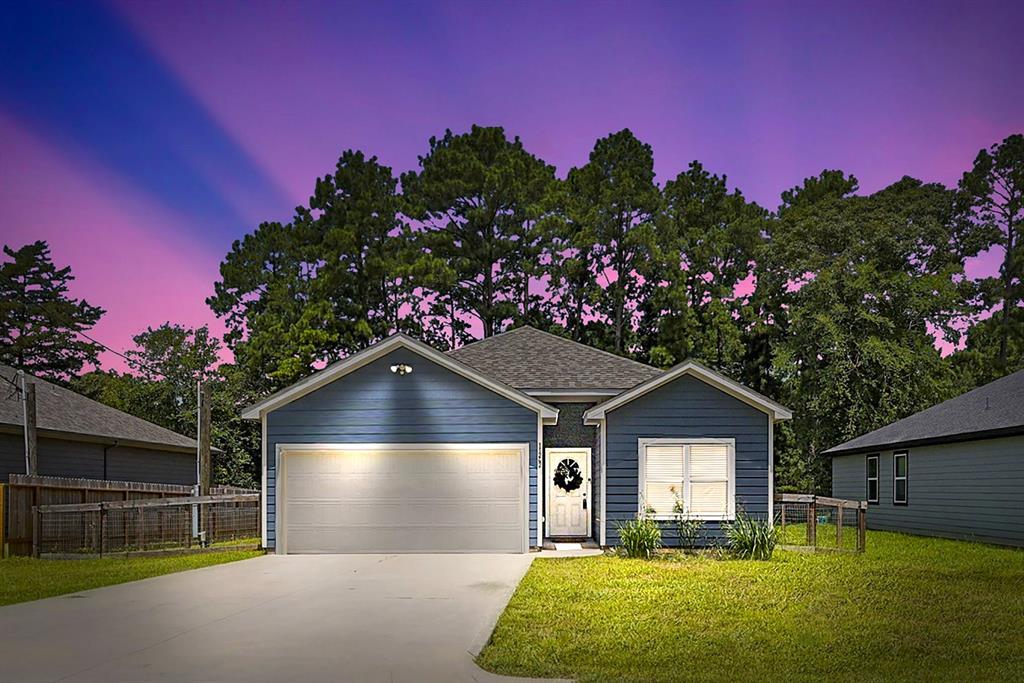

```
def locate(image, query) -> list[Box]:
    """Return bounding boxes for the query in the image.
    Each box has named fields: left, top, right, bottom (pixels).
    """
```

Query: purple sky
left=2, top=0, right=1022, bottom=369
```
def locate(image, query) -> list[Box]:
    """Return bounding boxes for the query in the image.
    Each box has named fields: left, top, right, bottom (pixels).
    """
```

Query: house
left=242, top=326, right=791, bottom=554
left=0, top=365, right=198, bottom=485
left=827, top=369, right=1024, bottom=547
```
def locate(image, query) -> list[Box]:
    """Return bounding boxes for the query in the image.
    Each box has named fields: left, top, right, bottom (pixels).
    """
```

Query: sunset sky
left=2, top=0, right=1022, bottom=369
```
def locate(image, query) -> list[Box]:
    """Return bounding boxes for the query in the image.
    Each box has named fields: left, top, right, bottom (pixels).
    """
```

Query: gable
left=274, top=347, right=540, bottom=419
left=611, top=374, right=767, bottom=422
left=242, top=335, right=558, bottom=421
left=583, top=360, right=791, bottom=423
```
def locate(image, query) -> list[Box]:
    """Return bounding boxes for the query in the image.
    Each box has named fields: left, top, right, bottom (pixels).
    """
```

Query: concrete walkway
left=0, top=554, right=569, bottom=683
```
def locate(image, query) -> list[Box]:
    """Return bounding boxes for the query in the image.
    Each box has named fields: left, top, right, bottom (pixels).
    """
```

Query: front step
left=542, top=538, right=600, bottom=550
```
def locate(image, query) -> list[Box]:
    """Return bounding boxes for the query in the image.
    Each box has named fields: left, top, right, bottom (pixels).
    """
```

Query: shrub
left=616, top=516, right=662, bottom=558
left=724, top=510, right=778, bottom=560
left=672, top=493, right=705, bottom=549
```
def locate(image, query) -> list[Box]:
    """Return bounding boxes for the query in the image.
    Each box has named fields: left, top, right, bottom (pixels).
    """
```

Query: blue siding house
left=828, top=369, right=1024, bottom=547
left=243, top=327, right=791, bottom=553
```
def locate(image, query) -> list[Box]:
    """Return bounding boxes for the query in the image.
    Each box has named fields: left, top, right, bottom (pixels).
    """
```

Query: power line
left=22, top=301, right=168, bottom=377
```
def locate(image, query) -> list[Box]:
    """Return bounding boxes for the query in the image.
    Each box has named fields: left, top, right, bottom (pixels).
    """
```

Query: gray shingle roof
left=0, top=365, right=198, bottom=452
left=825, top=369, right=1024, bottom=455
left=447, top=326, right=663, bottom=391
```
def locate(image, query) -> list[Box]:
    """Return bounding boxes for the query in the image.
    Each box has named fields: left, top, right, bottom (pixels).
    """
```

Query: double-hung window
left=866, top=455, right=879, bottom=504
left=893, top=451, right=908, bottom=505
left=640, top=439, right=735, bottom=520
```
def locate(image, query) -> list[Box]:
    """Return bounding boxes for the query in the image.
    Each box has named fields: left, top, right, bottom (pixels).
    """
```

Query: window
left=866, top=455, right=879, bottom=504
left=893, top=451, right=908, bottom=505
left=640, top=440, right=735, bottom=520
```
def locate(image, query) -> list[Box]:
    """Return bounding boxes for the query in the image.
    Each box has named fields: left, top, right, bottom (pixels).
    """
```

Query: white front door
left=545, top=448, right=590, bottom=537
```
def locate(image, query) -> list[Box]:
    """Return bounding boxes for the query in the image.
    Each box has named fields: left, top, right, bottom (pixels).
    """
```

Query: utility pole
left=20, top=372, right=37, bottom=476
left=199, top=382, right=212, bottom=496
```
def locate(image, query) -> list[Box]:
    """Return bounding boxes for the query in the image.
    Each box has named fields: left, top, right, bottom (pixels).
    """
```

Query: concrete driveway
left=0, top=553, right=559, bottom=683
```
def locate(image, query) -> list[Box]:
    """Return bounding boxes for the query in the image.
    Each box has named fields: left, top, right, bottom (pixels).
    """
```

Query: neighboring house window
left=893, top=451, right=908, bottom=505
left=866, top=455, right=879, bottom=504
left=640, top=440, right=735, bottom=520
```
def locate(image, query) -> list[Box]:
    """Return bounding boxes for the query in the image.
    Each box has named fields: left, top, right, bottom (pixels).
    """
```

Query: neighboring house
left=242, top=326, right=792, bottom=554
left=0, top=365, right=199, bottom=485
left=827, top=369, right=1024, bottom=548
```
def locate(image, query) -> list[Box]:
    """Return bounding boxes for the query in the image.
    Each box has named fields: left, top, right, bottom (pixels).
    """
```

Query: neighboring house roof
left=583, top=359, right=793, bottom=423
left=0, top=365, right=200, bottom=453
left=447, top=326, right=663, bottom=391
left=240, top=333, right=559, bottom=422
left=825, top=369, right=1024, bottom=455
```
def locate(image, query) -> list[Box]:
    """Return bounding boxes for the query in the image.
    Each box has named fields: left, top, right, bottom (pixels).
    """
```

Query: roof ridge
left=449, top=325, right=661, bottom=373
left=446, top=325, right=533, bottom=352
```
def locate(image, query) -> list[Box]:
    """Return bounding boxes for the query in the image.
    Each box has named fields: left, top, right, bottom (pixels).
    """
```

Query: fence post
left=857, top=503, right=867, bottom=553
left=99, top=507, right=106, bottom=557
left=32, top=506, right=40, bottom=558
left=807, top=499, right=817, bottom=547
left=0, top=482, right=6, bottom=558
left=836, top=501, right=843, bottom=549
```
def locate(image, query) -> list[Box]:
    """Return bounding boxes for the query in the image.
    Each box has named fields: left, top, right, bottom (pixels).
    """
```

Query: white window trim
left=893, top=451, right=908, bottom=505
left=637, top=437, right=736, bottom=521
left=866, top=454, right=879, bottom=504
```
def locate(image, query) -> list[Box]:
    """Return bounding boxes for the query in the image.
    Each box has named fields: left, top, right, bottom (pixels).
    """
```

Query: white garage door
left=278, top=444, right=528, bottom=553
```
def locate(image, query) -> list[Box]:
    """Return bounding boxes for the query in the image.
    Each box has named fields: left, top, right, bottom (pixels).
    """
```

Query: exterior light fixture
left=390, top=363, right=413, bottom=376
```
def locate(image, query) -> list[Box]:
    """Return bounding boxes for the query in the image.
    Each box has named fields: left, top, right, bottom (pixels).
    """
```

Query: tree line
left=2, top=128, right=1021, bottom=491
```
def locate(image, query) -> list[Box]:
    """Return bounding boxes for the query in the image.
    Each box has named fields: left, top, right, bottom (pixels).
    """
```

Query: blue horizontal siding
left=604, top=374, right=770, bottom=547
left=265, top=347, right=538, bottom=549
left=832, top=435, right=1024, bottom=547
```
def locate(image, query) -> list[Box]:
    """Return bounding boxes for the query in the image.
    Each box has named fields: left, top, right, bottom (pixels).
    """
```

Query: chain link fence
left=33, top=493, right=259, bottom=558
left=774, top=493, right=866, bottom=553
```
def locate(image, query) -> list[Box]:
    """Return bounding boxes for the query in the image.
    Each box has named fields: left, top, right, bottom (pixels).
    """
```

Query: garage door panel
left=287, top=474, right=521, bottom=501
left=280, top=446, right=526, bottom=553
left=288, top=526, right=525, bottom=554
left=286, top=500, right=523, bottom=526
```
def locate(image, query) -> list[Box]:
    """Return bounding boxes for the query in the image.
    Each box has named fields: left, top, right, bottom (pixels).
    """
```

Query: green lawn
left=0, top=550, right=262, bottom=607
left=477, top=530, right=1024, bottom=682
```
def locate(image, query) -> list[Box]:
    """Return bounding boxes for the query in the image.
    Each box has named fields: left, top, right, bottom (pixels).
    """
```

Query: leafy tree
left=210, top=151, right=417, bottom=388
left=643, top=161, right=765, bottom=373
left=551, top=129, right=660, bottom=354
left=957, top=134, right=1024, bottom=374
left=771, top=174, right=965, bottom=491
left=543, top=173, right=602, bottom=343
left=401, top=125, right=555, bottom=339
left=951, top=309, right=1024, bottom=387
left=0, top=241, right=105, bottom=381
left=74, top=324, right=259, bottom=487
left=741, top=171, right=859, bottom=397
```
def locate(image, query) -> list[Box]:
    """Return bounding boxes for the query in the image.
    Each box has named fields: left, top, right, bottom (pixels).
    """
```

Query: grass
left=0, top=550, right=262, bottom=607
left=477, top=530, right=1024, bottom=682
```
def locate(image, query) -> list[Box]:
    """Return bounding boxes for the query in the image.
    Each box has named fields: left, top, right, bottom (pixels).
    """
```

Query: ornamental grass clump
left=616, top=515, right=662, bottom=558
left=724, top=510, right=778, bottom=560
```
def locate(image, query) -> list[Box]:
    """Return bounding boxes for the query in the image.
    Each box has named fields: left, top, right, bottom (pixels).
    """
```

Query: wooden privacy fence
left=774, top=493, right=867, bottom=553
left=32, top=493, right=260, bottom=558
left=3, top=475, right=257, bottom=556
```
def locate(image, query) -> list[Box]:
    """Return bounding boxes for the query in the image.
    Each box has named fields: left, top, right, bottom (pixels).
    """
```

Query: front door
left=545, top=448, right=590, bottom=537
